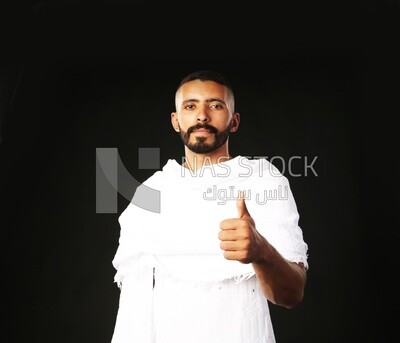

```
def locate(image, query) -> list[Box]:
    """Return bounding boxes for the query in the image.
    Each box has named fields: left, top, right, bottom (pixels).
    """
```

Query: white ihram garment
left=111, top=156, right=309, bottom=343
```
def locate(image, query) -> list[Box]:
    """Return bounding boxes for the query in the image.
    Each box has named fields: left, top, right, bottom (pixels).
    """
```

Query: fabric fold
left=111, top=156, right=308, bottom=342
left=111, top=267, right=154, bottom=343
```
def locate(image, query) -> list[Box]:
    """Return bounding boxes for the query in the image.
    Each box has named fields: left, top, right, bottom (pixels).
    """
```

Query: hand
left=219, top=191, right=266, bottom=264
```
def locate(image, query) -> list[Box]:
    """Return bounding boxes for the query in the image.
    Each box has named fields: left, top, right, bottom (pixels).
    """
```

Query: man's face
left=171, top=80, right=239, bottom=154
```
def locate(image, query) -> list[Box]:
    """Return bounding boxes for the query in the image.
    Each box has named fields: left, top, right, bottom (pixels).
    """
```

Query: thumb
left=236, top=190, right=250, bottom=218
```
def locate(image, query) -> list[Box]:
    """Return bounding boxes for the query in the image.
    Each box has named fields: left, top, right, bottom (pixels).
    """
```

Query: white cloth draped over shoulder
left=111, top=156, right=309, bottom=343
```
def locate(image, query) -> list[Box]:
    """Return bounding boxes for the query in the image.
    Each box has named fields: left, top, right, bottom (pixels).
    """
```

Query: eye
left=210, top=103, right=224, bottom=109
left=184, top=104, right=196, bottom=110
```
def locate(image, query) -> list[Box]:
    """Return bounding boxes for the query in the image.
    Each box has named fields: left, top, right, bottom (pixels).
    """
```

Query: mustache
left=186, top=123, right=218, bottom=135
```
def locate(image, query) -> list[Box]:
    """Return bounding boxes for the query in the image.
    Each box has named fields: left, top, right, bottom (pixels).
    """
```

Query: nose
left=196, top=107, right=209, bottom=123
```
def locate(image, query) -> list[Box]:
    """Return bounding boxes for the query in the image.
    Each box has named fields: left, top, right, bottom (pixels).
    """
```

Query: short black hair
left=177, top=70, right=234, bottom=93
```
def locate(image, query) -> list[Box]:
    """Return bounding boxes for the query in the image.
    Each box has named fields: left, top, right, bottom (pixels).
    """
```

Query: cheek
left=177, top=116, right=193, bottom=130
left=217, top=117, right=232, bottom=128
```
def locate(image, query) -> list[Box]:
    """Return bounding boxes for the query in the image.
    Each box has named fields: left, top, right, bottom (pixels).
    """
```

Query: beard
left=179, top=120, right=233, bottom=154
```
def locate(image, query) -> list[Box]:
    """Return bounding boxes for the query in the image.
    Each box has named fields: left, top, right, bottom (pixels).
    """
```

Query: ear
left=171, top=112, right=180, bottom=132
left=230, top=112, right=240, bottom=132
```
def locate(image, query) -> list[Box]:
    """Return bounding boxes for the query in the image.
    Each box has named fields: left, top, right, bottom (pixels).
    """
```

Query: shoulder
left=139, top=159, right=180, bottom=188
left=119, top=159, right=180, bottom=219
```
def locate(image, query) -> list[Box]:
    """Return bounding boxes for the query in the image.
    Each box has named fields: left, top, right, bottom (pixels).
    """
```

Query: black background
left=0, top=1, right=399, bottom=342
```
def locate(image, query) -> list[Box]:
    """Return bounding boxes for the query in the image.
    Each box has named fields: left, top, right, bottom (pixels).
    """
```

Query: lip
left=193, top=129, right=212, bottom=135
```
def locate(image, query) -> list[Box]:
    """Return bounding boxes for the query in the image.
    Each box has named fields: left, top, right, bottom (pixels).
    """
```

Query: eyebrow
left=182, top=98, right=226, bottom=105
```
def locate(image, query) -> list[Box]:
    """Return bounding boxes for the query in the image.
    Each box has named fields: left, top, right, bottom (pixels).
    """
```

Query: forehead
left=176, top=80, right=229, bottom=102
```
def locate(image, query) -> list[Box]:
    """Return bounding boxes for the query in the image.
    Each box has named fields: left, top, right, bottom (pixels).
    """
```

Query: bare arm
left=219, top=195, right=307, bottom=308
left=251, top=238, right=306, bottom=308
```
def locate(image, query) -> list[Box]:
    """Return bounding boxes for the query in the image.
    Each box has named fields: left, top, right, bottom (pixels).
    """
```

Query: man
left=111, top=70, right=309, bottom=343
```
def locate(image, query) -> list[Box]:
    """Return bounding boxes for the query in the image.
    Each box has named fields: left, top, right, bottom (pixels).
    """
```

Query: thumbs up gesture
left=219, top=191, right=267, bottom=264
